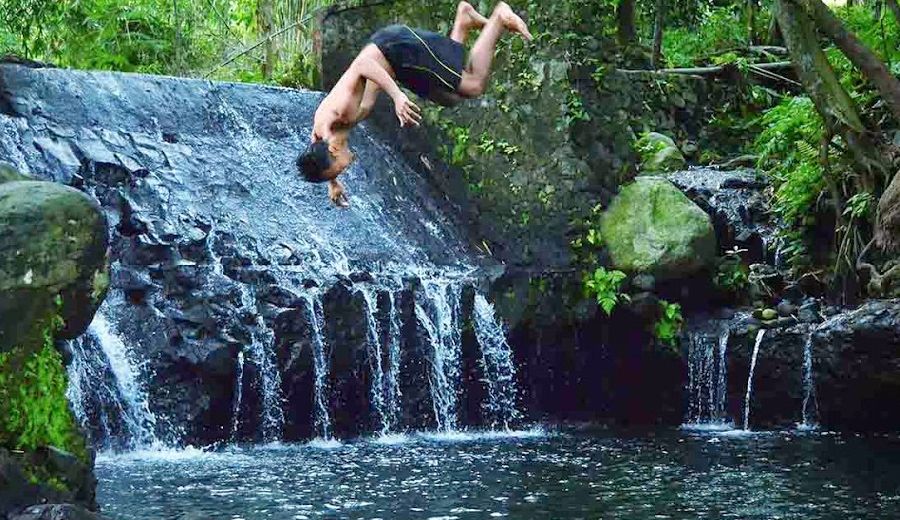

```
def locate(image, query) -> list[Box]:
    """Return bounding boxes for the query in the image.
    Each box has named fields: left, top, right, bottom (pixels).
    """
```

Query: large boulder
left=0, top=176, right=108, bottom=519
left=0, top=180, right=109, bottom=351
left=636, top=132, right=687, bottom=173
left=600, top=177, right=716, bottom=279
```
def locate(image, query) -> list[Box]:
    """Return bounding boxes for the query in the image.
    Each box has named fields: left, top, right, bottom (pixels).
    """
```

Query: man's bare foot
left=495, top=2, right=533, bottom=41
left=458, top=1, right=489, bottom=29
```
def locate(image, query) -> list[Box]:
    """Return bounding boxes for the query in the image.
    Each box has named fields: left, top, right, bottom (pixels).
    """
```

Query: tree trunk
left=616, top=0, right=637, bottom=46
left=774, top=0, right=884, bottom=183
left=796, top=0, right=900, bottom=124
left=747, top=0, right=757, bottom=44
left=651, top=0, right=666, bottom=68
left=875, top=169, right=900, bottom=251
left=886, top=0, right=900, bottom=27
left=257, top=0, right=275, bottom=79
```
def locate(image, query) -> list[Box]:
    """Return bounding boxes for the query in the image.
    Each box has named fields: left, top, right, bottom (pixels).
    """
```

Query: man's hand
left=328, top=179, right=350, bottom=208
left=394, top=93, right=422, bottom=127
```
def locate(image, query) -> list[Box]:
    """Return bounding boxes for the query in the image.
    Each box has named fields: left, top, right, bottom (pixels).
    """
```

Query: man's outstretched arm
left=353, top=80, right=381, bottom=123
left=351, top=57, right=422, bottom=126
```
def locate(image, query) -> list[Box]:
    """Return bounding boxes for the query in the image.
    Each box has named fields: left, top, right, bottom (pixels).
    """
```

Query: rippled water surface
left=96, top=428, right=900, bottom=519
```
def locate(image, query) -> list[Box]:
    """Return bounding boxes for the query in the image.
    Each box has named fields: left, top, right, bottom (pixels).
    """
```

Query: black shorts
left=370, top=24, right=465, bottom=103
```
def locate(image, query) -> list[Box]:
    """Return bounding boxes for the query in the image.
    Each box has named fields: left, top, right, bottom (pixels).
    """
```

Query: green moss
left=0, top=314, right=87, bottom=464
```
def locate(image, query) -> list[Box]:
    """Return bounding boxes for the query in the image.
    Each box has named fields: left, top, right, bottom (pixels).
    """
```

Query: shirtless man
left=297, top=1, right=532, bottom=207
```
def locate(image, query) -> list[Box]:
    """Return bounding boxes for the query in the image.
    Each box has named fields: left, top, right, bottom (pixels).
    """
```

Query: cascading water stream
left=416, top=280, right=463, bottom=432
left=360, top=288, right=389, bottom=434
left=66, top=304, right=160, bottom=450
left=304, top=293, right=333, bottom=440
left=472, top=293, right=521, bottom=430
left=800, top=329, right=818, bottom=429
left=208, top=232, right=284, bottom=442
left=685, top=326, right=730, bottom=426
left=230, top=350, right=245, bottom=441
left=743, top=329, right=766, bottom=431
left=383, top=291, right=403, bottom=433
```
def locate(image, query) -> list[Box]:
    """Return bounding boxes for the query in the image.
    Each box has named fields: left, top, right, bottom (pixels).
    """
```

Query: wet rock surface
left=667, top=167, right=773, bottom=262
left=692, top=299, right=900, bottom=430
left=0, top=63, right=488, bottom=445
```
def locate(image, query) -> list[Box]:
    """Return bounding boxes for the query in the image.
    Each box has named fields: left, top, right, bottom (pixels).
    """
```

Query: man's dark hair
left=297, top=140, right=332, bottom=183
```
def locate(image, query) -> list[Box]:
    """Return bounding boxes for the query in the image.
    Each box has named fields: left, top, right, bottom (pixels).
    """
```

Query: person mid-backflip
left=297, top=1, right=532, bottom=207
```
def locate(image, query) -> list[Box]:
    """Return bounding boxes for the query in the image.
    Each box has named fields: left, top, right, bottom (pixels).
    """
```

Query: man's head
left=297, top=138, right=354, bottom=183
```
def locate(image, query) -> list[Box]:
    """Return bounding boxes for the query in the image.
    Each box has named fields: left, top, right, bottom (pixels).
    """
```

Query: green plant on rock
left=583, top=266, right=629, bottom=315
left=0, top=313, right=87, bottom=462
left=653, top=300, right=684, bottom=349
left=557, top=89, right=591, bottom=131
left=714, top=246, right=750, bottom=295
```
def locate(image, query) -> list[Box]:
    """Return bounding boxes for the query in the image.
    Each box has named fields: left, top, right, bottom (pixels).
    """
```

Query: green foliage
left=752, top=96, right=826, bottom=268
left=0, top=0, right=343, bottom=86
left=557, top=89, right=591, bottom=131
left=653, top=300, right=683, bottom=348
left=0, top=314, right=86, bottom=462
left=583, top=266, right=630, bottom=315
left=714, top=246, right=750, bottom=295
left=663, top=6, right=758, bottom=68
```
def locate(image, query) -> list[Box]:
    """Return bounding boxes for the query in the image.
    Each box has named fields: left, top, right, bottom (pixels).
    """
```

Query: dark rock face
left=667, top=167, right=773, bottom=262
left=813, top=300, right=900, bottom=429
left=8, top=504, right=103, bottom=520
left=691, top=300, right=900, bottom=430
left=0, top=448, right=98, bottom=520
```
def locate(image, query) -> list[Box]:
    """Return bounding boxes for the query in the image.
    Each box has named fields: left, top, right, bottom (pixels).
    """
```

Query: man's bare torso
left=312, top=45, right=393, bottom=141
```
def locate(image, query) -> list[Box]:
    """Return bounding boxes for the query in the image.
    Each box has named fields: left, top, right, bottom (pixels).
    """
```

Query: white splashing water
left=67, top=307, right=160, bottom=450
left=416, top=280, right=462, bottom=432
left=472, top=293, right=521, bottom=429
left=685, top=327, right=731, bottom=426
left=383, top=291, right=403, bottom=433
left=743, top=329, right=766, bottom=431
left=360, top=288, right=389, bottom=433
left=230, top=350, right=245, bottom=441
left=800, top=329, right=818, bottom=429
left=304, top=293, right=333, bottom=440
left=238, top=285, right=284, bottom=443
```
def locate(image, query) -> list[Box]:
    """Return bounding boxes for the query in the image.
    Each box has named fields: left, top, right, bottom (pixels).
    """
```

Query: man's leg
left=450, top=1, right=489, bottom=44
left=458, top=2, right=531, bottom=98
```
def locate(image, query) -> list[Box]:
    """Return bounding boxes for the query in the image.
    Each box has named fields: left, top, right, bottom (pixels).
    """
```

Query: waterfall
left=384, top=292, right=403, bottom=432
left=238, top=283, right=285, bottom=442
left=743, top=329, right=766, bottom=431
left=685, top=326, right=730, bottom=426
left=304, top=293, right=333, bottom=440
left=230, top=350, right=245, bottom=441
left=800, top=330, right=818, bottom=428
left=716, top=329, right=730, bottom=421
left=472, top=293, right=521, bottom=429
left=416, top=280, right=463, bottom=432
left=209, top=233, right=284, bottom=442
left=359, top=288, right=389, bottom=434
left=66, top=306, right=160, bottom=450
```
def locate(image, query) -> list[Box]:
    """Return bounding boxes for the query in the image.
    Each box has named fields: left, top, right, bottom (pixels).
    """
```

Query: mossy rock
left=0, top=180, right=109, bottom=352
left=0, top=162, right=30, bottom=184
left=599, top=177, right=716, bottom=279
left=636, top=132, right=687, bottom=173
